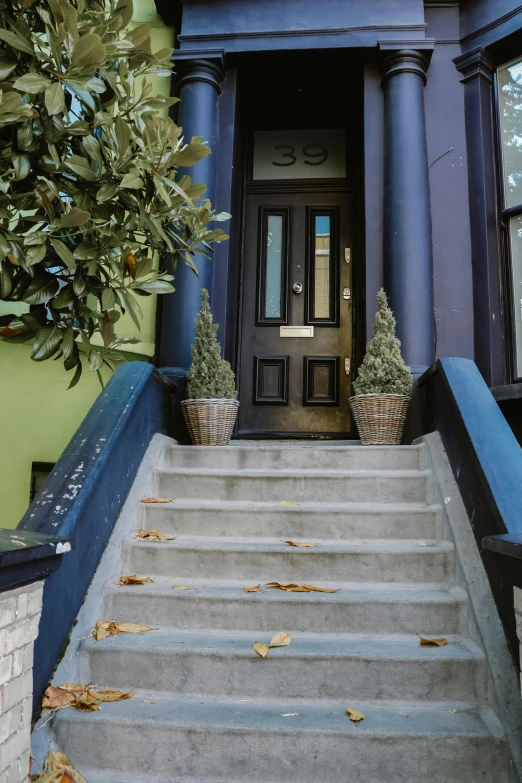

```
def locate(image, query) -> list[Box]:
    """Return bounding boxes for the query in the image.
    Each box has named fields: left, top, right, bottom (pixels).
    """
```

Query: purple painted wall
left=425, top=5, right=474, bottom=359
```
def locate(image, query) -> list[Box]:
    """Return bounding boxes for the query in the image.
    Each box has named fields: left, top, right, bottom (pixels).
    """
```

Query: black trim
left=305, top=207, right=340, bottom=326
left=253, top=355, right=289, bottom=405
left=256, top=207, right=289, bottom=326
left=303, top=356, right=340, bottom=406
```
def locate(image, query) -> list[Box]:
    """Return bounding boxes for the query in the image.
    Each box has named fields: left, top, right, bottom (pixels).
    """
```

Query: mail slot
left=279, top=326, right=314, bottom=338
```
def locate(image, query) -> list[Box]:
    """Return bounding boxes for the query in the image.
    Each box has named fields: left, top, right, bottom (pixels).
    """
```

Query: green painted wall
left=0, top=0, right=173, bottom=529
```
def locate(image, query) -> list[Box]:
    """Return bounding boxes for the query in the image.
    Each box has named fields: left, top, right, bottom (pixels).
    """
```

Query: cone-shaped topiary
left=353, top=289, right=413, bottom=397
left=186, top=289, right=237, bottom=399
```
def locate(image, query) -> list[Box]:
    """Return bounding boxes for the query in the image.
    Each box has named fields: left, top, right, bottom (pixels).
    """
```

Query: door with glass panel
left=238, top=190, right=353, bottom=435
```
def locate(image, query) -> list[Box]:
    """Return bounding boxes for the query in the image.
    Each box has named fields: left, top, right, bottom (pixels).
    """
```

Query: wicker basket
left=349, top=393, right=410, bottom=446
left=181, top=398, right=239, bottom=446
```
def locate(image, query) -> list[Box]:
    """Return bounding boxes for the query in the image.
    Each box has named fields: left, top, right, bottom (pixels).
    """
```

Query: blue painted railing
left=18, top=361, right=177, bottom=711
left=419, top=357, right=522, bottom=664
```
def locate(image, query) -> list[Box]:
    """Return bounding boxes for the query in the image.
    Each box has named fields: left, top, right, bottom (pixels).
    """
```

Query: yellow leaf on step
left=114, top=622, right=154, bottom=634
left=269, top=631, right=291, bottom=648
left=347, top=707, right=365, bottom=722
left=140, top=497, right=173, bottom=503
left=243, top=585, right=261, bottom=592
left=278, top=501, right=301, bottom=507
left=283, top=540, right=317, bottom=548
left=302, top=584, right=340, bottom=593
left=417, top=634, right=448, bottom=647
left=172, top=585, right=191, bottom=590
left=135, top=529, right=174, bottom=541
left=281, top=713, right=298, bottom=717
left=252, top=642, right=270, bottom=658
left=117, top=575, right=154, bottom=586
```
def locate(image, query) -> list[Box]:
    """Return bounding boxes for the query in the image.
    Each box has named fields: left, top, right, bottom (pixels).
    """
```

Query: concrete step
left=52, top=692, right=513, bottom=783
left=82, top=628, right=486, bottom=701
left=122, top=536, right=454, bottom=583
left=138, top=500, right=441, bottom=540
left=155, top=467, right=431, bottom=504
left=105, top=579, right=467, bottom=635
left=162, top=443, right=422, bottom=471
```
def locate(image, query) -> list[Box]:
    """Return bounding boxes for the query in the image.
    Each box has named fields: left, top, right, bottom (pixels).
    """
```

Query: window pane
left=498, top=59, right=522, bottom=208
left=265, top=215, right=283, bottom=318
left=314, top=215, right=331, bottom=319
left=509, top=215, right=522, bottom=376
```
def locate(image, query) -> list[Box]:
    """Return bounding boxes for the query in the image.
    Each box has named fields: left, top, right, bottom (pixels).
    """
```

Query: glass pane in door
left=314, top=215, right=331, bottom=319
left=265, top=214, right=283, bottom=319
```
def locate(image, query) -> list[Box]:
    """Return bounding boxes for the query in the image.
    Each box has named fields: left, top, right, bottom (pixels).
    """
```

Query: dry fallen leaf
left=269, top=631, right=291, bottom=648
left=278, top=501, right=301, bottom=507
left=448, top=709, right=458, bottom=713
left=172, top=585, right=191, bottom=590
left=281, top=713, right=298, bottom=717
left=417, top=634, right=448, bottom=647
left=397, top=712, right=409, bottom=717
left=252, top=642, right=270, bottom=658
left=243, top=585, right=261, bottom=592
left=265, top=581, right=339, bottom=593
left=93, top=620, right=154, bottom=641
left=140, top=497, right=173, bottom=503
left=283, top=540, right=317, bottom=548
left=135, top=529, right=174, bottom=541
left=236, top=699, right=253, bottom=703
left=31, top=750, right=87, bottom=783
left=302, top=584, right=340, bottom=593
left=117, top=575, right=154, bottom=586
left=42, top=683, right=132, bottom=714
left=347, top=707, right=365, bottom=723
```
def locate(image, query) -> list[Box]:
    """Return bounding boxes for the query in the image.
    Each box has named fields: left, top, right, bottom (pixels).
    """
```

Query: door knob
left=293, top=282, right=303, bottom=294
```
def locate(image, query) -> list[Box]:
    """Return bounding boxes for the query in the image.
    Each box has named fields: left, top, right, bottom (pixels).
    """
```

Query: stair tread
left=141, top=498, right=441, bottom=512
left=126, top=536, right=451, bottom=553
left=52, top=690, right=504, bottom=739
left=107, top=577, right=464, bottom=600
left=156, top=467, right=429, bottom=478
left=83, top=627, right=484, bottom=660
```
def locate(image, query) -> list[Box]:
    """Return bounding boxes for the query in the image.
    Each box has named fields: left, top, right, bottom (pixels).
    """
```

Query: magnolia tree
left=0, top=0, right=229, bottom=386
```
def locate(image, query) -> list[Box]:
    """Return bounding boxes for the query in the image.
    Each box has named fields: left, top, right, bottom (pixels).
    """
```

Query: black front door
left=238, top=190, right=353, bottom=436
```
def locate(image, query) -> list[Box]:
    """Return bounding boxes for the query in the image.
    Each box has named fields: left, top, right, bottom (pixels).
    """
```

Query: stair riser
left=123, top=543, right=454, bottom=583
left=84, top=646, right=485, bottom=701
left=139, top=505, right=439, bottom=540
left=155, top=472, right=430, bottom=503
left=54, top=719, right=513, bottom=783
left=106, top=591, right=466, bottom=635
left=163, top=447, right=421, bottom=471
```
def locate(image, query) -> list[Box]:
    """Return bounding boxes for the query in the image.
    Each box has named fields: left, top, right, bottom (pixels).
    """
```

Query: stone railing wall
left=0, top=582, right=43, bottom=783
left=515, top=587, right=522, bottom=694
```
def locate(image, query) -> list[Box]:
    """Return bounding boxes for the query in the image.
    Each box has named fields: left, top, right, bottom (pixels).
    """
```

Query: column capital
left=173, top=49, right=226, bottom=93
left=454, top=47, right=496, bottom=84
left=378, top=40, right=435, bottom=86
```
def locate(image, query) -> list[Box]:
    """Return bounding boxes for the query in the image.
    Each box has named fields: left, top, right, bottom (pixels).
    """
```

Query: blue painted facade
left=154, top=0, right=522, bottom=400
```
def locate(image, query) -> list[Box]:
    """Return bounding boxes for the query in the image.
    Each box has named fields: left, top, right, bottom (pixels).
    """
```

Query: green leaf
left=31, top=327, right=62, bottom=361
left=0, top=60, right=17, bottom=80
left=71, top=33, right=106, bottom=69
left=44, top=82, right=65, bottom=115
left=89, top=349, right=103, bottom=371
left=62, top=326, right=76, bottom=360
left=13, top=72, right=51, bottom=94
left=49, top=237, right=76, bottom=269
left=60, top=208, right=90, bottom=228
left=0, top=28, right=34, bottom=55
left=65, top=155, right=96, bottom=181
left=26, top=242, right=46, bottom=266
left=115, top=115, right=131, bottom=156
left=12, top=153, right=30, bottom=180
left=134, top=279, right=174, bottom=294
left=67, top=360, right=82, bottom=389
left=24, top=272, right=59, bottom=305
left=101, top=287, right=116, bottom=310
left=73, top=242, right=97, bottom=260
left=96, top=183, right=118, bottom=202
left=0, top=261, right=13, bottom=297
left=120, top=172, right=144, bottom=189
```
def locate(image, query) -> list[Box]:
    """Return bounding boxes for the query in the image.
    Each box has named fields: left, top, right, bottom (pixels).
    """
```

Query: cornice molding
left=460, top=4, right=522, bottom=46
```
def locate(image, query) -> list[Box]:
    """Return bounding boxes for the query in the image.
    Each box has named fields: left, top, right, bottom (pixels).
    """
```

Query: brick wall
left=0, top=582, right=43, bottom=783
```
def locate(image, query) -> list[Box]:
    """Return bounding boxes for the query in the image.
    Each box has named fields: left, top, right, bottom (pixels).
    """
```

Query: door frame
left=232, top=64, right=365, bottom=439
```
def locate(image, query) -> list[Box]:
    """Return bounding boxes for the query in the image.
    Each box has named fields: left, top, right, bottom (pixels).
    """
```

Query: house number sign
left=253, top=129, right=346, bottom=181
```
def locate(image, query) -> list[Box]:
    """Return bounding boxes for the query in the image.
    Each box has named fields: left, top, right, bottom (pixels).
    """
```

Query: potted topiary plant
left=181, top=289, right=239, bottom=445
left=349, top=289, right=413, bottom=445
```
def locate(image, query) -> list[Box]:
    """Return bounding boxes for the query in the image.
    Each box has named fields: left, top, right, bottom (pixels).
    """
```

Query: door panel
left=239, top=191, right=352, bottom=436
